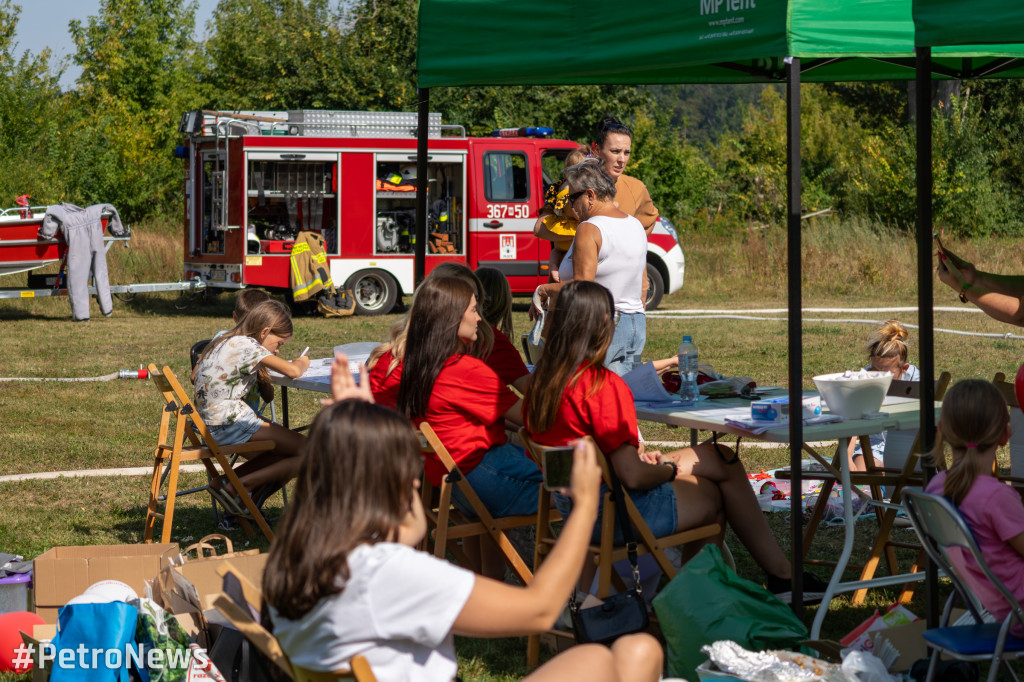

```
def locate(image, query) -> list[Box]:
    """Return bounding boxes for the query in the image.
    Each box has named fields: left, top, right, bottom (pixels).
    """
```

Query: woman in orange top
left=591, top=116, right=659, bottom=236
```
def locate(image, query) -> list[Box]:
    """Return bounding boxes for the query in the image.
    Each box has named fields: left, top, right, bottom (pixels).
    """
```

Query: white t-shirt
left=558, top=213, right=646, bottom=314
left=271, top=543, right=476, bottom=682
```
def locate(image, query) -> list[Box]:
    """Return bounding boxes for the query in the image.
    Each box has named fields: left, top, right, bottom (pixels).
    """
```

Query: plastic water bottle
left=678, top=335, right=699, bottom=405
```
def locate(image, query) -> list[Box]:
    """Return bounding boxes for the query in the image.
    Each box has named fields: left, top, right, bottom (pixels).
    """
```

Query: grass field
left=2, top=219, right=1024, bottom=680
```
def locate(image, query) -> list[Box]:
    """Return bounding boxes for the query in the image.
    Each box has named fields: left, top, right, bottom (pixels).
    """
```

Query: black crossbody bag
left=568, top=465, right=650, bottom=645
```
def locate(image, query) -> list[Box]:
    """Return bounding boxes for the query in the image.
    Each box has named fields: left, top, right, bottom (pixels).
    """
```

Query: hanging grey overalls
left=40, top=203, right=128, bottom=321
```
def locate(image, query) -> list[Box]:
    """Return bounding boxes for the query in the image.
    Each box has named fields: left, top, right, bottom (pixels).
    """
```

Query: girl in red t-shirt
left=368, top=263, right=529, bottom=407
left=476, top=266, right=530, bottom=392
left=524, top=280, right=827, bottom=599
left=394, top=274, right=542, bottom=579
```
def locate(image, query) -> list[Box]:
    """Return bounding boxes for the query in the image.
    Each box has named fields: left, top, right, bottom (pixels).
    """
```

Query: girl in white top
left=265, top=360, right=663, bottom=682
left=193, top=299, right=309, bottom=505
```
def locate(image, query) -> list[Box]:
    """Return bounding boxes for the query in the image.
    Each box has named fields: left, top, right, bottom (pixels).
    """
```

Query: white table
left=272, top=356, right=342, bottom=428
left=635, top=392, right=935, bottom=638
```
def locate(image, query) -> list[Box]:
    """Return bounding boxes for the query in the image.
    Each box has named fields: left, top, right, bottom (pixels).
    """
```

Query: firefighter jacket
left=289, top=231, right=335, bottom=302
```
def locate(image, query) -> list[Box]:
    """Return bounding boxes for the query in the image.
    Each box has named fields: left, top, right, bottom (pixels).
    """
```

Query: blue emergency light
left=490, top=126, right=555, bottom=138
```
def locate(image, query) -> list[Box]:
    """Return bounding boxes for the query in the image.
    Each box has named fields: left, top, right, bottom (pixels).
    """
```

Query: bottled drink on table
left=678, top=335, right=699, bottom=405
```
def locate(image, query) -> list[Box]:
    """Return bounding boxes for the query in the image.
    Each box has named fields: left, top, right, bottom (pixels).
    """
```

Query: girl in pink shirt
left=925, top=379, right=1022, bottom=627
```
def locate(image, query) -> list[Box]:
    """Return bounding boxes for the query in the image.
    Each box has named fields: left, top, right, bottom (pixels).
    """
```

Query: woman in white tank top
left=536, top=158, right=647, bottom=375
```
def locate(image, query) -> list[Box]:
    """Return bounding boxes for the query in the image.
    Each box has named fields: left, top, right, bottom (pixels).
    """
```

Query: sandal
left=207, top=477, right=249, bottom=517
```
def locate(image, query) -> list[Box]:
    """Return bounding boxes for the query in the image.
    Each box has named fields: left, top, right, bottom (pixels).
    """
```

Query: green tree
left=67, top=0, right=210, bottom=219
left=205, top=0, right=354, bottom=110
left=0, top=1, right=67, bottom=207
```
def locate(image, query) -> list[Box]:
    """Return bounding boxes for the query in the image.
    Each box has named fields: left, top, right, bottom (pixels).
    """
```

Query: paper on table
left=623, top=362, right=680, bottom=403
left=301, top=357, right=334, bottom=379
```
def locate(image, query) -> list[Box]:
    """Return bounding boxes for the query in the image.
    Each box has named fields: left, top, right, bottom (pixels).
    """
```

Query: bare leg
left=460, top=536, right=484, bottom=574
left=231, top=454, right=302, bottom=492
left=611, top=634, right=663, bottom=682
left=671, top=474, right=724, bottom=564
left=671, top=443, right=791, bottom=577
left=523, top=634, right=662, bottom=682
left=459, top=535, right=505, bottom=580
left=478, top=534, right=507, bottom=581
left=216, top=422, right=305, bottom=494
left=848, top=438, right=866, bottom=472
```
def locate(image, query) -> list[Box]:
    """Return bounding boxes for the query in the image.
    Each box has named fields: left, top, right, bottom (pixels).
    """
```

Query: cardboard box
left=872, top=608, right=967, bottom=672
left=175, top=552, right=267, bottom=611
left=33, top=544, right=178, bottom=623
left=21, top=624, right=58, bottom=682
left=151, top=551, right=267, bottom=645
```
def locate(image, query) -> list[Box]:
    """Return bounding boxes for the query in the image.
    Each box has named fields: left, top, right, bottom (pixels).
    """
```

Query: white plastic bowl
left=813, top=371, right=893, bottom=420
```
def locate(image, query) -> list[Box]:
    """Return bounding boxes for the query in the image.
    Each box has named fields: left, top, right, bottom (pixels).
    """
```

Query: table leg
left=811, top=436, right=855, bottom=639
left=690, top=427, right=698, bottom=447
left=282, top=386, right=290, bottom=430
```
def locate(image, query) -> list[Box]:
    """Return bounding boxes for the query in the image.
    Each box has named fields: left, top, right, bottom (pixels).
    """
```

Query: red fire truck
left=179, top=110, right=685, bottom=315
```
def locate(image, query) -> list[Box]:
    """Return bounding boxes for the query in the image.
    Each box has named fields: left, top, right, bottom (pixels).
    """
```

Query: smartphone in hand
left=542, top=446, right=575, bottom=491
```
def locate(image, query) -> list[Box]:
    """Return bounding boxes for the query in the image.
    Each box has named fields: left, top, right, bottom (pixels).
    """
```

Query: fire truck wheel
left=346, top=269, right=399, bottom=316
left=645, top=262, right=665, bottom=311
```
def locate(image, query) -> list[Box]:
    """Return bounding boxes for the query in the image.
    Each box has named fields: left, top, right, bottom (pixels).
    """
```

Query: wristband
left=959, top=282, right=973, bottom=303
left=661, top=460, right=678, bottom=480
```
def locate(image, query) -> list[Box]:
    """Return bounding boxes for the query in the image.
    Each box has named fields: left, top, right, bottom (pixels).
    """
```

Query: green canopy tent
left=413, top=0, right=1023, bottom=614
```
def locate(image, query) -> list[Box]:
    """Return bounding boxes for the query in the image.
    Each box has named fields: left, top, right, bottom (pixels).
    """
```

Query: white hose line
left=0, top=372, right=121, bottom=382
left=646, top=311, right=1024, bottom=341
left=0, top=464, right=208, bottom=484
left=650, top=306, right=979, bottom=315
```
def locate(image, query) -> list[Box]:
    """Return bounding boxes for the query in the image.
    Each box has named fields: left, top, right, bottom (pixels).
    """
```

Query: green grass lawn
left=2, top=273, right=1024, bottom=680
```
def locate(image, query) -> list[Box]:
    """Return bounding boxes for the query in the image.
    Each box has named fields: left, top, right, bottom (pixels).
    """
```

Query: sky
left=12, top=0, right=220, bottom=88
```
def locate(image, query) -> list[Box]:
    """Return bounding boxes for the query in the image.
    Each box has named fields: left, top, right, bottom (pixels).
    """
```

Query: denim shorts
left=451, top=441, right=543, bottom=518
left=555, top=481, right=677, bottom=545
left=208, top=416, right=262, bottom=446
left=605, top=312, right=647, bottom=377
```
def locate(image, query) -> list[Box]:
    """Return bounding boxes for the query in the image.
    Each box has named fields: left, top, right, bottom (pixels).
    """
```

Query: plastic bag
left=652, top=544, right=808, bottom=679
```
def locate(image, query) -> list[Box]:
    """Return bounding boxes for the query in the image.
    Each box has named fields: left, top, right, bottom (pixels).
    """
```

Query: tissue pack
left=750, top=396, right=821, bottom=422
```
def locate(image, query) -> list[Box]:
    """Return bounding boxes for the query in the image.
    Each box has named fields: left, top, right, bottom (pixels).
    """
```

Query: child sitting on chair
left=925, top=379, right=1022, bottom=631
left=848, top=319, right=920, bottom=472
left=265, top=396, right=663, bottom=682
left=193, top=299, right=309, bottom=515
left=192, top=289, right=271, bottom=406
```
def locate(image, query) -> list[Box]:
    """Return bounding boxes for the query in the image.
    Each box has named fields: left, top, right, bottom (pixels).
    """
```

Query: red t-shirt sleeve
left=368, top=350, right=402, bottom=410
left=484, top=327, right=529, bottom=386
left=584, top=371, right=639, bottom=454
left=443, top=356, right=518, bottom=423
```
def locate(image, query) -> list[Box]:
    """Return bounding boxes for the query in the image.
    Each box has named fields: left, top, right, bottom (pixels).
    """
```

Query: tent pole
left=916, top=47, right=939, bottom=628
left=415, top=88, right=430, bottom=287
left=786, top=56, right=804, bottom=616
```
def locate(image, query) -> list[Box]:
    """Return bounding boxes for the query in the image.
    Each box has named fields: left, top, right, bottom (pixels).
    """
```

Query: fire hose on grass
left=0, top=368, right=149, bottom=382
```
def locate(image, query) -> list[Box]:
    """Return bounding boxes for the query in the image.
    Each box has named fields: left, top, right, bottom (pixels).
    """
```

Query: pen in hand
left=300, top=346, right=309, bottom=357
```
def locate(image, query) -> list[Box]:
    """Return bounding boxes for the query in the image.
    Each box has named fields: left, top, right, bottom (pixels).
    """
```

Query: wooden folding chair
left=418, top=422, right=559, bottom=586
left=520, top=431, right=722, bottom=667
left=145, top=364, right=276, bottom=543
left=793, top=371, right=950, bottom=605
left=212, top=593, right=377, bottom=682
